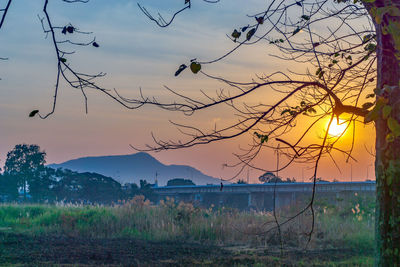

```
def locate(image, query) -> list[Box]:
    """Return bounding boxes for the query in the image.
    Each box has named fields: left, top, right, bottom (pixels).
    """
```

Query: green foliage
left=315, top=67, right=325, bottom=79
left=4, top=144, right=47, bottom=201
left=231, top=29, right=241, bottom=40
left=364, top=97, right=387, bottom=123
left=387, top=117, right=400, bottom=139
left=254, top=132, right=268, bottom=143
left=4, top=144, right=46, bottom=176
left=190, top=61, right=201, bottom=74
left=382, top=105, right=392, bottom=119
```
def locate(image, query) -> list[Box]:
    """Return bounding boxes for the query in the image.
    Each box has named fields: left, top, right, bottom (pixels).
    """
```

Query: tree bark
left=369, top=0, right=400, bottom=265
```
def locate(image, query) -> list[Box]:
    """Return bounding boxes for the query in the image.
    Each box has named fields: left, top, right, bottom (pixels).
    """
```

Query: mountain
left=48, top=152, right=221, bottom=186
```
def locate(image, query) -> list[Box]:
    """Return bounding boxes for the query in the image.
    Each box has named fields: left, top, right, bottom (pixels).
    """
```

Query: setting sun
left=327, top=119, right=349, bottom=137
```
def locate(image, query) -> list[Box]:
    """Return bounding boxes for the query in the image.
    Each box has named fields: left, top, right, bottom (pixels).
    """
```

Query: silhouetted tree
left=0, top=172, right=18, bottom=201
left=4, top=144, right=46, bottom=200
left=139, top=179, right=156, bottom=202
left=122, top=182, right=140, bottom=198
left=29, top=167, right=58, bottom=202
left=167, top=178, right=195, bottom=186
left=259, top=172, right=282, bottom=183
left=53, top=170, right=124, bottom=204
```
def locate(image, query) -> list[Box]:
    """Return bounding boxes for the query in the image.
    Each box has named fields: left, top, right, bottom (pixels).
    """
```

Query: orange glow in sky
left=0, top=0, right=376, bottom=183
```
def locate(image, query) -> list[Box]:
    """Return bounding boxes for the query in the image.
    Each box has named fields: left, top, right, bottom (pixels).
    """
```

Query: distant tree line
left=258, top=172, right=297, bottom=184
left=0, top=144, right=177, bottom=204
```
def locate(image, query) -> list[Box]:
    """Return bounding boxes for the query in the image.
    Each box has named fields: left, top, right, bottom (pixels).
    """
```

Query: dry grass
left=0, top=195, right=374, bottom=251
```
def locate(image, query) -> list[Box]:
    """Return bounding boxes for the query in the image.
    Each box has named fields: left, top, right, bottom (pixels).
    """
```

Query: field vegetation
left=0, top=195, right=374, bottom=266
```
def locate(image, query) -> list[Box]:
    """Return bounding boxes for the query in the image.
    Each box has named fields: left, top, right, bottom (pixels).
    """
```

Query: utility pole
left=366, top=164, right=373, bottom=180
left=276, top=144, right=280, bottom=178
left=350, top=164, right=353, bottom=182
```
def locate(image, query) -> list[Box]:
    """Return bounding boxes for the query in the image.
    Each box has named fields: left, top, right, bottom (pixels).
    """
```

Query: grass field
left=0, top=195, right=375, bottom=266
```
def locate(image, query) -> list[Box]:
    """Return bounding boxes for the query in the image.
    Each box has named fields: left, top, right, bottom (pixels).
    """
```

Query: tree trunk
left=370, top=1, right=400, bottom=265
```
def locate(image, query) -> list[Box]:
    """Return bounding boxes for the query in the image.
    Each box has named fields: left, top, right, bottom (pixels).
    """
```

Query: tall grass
left=0, top=195, right=374, bottom=251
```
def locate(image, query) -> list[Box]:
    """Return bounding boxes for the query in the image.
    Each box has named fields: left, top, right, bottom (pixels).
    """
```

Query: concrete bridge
left=153, top=181, right=376, bottom=210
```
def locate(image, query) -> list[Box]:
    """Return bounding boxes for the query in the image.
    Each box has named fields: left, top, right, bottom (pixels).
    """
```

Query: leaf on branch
left=175, top=64, right=187, bottom=77
left=295, top=1, right=302, bottom=7
left=292, top=27, right=301, bottom=36
left=185, top=0, right=190, bottom=4
left=60, top=58, right=67, bottom=63
left=231, top=29, right=241, bottom=40
left=301, top=15, right=310, bottom=20
left=256, top=17, right=264, bottom=24
left=241, top=25, right=249, bottom=32
left=366, top=93, right=375, bottom=99
left=365, top=97, right=387, bottom=123
left=254, top=132, right=268, bottom=143
left=362, top=102, right=374, bottom=110
left=62, top=27, right=67, bottom=35
left=307, top=107, right=317, bottom=114
left=66, top=26, right=74, bottom=34
left=362, top=34, right=373, bottom=43
left=190, top=62, right=201, bottom=74
left=313, top=42, right=320, bottom=48
left=261, top=135, right=268, bottom=143
left=388, top=117, right=400, bottom=137
left=364, top=43, right=376, bottom=52
left=29, top=110, right=39, bottom=118
left=92, top=42, right=99, bottom=48
left=382, top=105, right=392, bottom=119
left=246, top=28, right=256, bottom=41
left=386, top=133, right=395, bottom=143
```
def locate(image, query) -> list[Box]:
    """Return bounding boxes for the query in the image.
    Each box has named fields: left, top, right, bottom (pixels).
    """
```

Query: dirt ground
left=0, top=232, right=373, bottom=266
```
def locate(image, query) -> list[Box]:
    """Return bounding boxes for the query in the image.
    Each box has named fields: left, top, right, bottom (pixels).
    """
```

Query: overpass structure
left=153, top=181, right=376, bottom=210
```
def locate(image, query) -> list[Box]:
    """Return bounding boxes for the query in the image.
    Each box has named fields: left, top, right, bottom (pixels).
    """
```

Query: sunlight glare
left=327, top=119, right=348, bottom=137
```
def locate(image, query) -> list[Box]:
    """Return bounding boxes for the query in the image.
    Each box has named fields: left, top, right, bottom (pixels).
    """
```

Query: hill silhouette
left=48, top=152, right=221, bottom=186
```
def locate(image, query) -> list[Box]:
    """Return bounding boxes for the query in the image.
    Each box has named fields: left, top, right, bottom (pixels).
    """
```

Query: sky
left=0, top=0, right=376, bottom=183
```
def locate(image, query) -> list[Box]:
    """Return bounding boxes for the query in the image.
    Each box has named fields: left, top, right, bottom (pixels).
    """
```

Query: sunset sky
left=0, top=0, right=375, bottom=183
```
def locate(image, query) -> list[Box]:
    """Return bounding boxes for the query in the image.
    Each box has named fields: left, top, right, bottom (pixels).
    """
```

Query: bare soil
left=0, top=232, right=372, bottom=266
